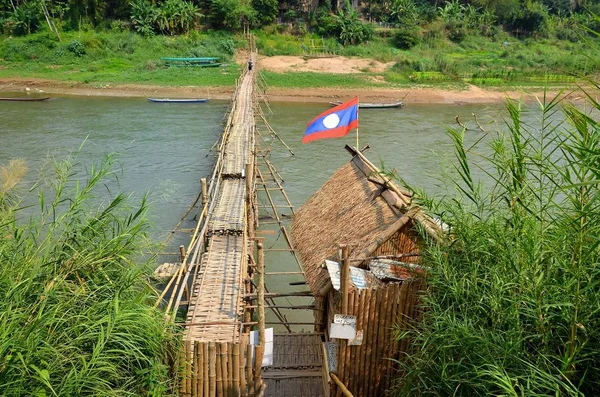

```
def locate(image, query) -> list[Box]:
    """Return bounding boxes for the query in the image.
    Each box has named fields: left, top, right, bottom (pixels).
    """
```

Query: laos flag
left=303, top=97, right=359, bottom=143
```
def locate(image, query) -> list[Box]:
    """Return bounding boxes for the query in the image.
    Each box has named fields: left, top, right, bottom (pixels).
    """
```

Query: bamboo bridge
left=157, top=39, right=327, bottom=397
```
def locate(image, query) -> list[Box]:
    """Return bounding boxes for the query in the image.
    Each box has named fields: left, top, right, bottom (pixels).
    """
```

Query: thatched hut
left=291, top=145, right=442, bottom=397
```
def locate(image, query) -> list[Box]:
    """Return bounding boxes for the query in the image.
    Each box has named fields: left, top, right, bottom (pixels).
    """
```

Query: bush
left=67, top=40, right=86, bottom=56
left=448, top=25, right=466, bottom=42
left=392, top=27, right=421, bottom=49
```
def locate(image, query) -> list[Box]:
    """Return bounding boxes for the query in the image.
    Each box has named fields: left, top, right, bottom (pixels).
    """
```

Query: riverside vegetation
left=0, top=0, right=599, bottom=88
left=395, top=87, right=600, bottom=395
left=0, top=155, right=177, bottom=396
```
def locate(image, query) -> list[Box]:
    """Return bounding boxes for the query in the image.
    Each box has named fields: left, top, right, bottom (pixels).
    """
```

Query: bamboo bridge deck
left=161, top=41, right=326, bottom=396
left=182, top=58, right=256, bottom=344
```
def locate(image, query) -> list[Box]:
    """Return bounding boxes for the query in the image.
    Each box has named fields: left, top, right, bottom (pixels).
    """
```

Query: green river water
left=0, top=94, right=539, bottom=329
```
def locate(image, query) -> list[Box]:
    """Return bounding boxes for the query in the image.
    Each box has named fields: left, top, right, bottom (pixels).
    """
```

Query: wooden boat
left=161, top=57, right=221, bottom=68
left=147, top=98, right=210, bottom=103
left=329, top=101, right=404, bottom=109
left=0, top=97, right=50, bottom=102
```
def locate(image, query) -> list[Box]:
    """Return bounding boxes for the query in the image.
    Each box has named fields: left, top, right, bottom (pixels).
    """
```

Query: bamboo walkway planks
left=184, top=235, right=245, bottom=342
left=184, top=51, right=256, bottom=344
left=262, top=334, right=326, bottom=397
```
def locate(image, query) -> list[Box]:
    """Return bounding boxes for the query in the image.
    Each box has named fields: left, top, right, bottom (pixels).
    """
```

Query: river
left=0, top=94, right=541, bottom=328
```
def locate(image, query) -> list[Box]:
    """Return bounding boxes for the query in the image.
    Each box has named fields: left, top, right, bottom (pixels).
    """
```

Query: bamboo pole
left=216, top=343, right=223, bottom=397
left=186, top=339, right=193, bottom=395
left=233, top=342, right=240, bottom=397
left=192, top=341, right=198, bottom=397
left=375, top=287, right=391, bottom=392
left=342, top=289, right=355, bottom=392
left=209, top=343, right=217, bottom=397
left=384, top=284, right=400, bottom=386
left=330, top=373, right=354, bottom=397
left=364, top=290, right=377, bottom=397
left=240, top=340, right=247, bottom=396
left=254, top=239, right=266, bottom=394
left=221, top=343, right=228, bottom=397
left=201, top=178, right=208, bottom=209
left=227, top=343, right=233, bottom=396
left=203, top=343, right=209, bottom=397
left=340, top=244, right=350, bottom=315
left=349, top=289, right=360, bottom=394
left=357, top=289, right=370, bottom=397
left=246, top=343, right=254, bottom=396
left=196, top=342, right=203, bottom=397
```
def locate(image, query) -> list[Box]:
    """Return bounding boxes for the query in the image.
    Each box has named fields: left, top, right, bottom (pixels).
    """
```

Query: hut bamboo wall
left=179, top=336, right=261, bottom=397
left=326, top=281, right=423, bottom=397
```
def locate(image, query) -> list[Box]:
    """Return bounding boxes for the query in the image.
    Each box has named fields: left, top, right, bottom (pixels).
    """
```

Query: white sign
left=249, top=328, right=274, bottom=366
left=330, top=322, right=357, bottom=340
left=334, top=314, right=357, bottom=325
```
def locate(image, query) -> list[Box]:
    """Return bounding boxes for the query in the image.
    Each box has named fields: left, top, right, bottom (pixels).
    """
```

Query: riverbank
left=0, top=77, right=584, bottom=104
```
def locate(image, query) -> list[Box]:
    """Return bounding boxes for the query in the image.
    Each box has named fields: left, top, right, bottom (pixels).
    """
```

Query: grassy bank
left=0, top=30, right=243, bottom=88
left=1, top=29, right=598, bottom=90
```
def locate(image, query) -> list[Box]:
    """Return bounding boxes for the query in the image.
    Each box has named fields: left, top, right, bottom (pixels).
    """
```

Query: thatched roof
left=291, top=146, right=440, bottom=296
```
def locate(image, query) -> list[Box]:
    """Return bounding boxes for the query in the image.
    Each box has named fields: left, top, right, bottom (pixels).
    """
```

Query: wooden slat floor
left=184, top=65, right=255, bottom=344
left=184, top=235, right=244, bottom=342
left=263, top=334, right=326, bottom=397
left=208, top=179, right=246, bottom=234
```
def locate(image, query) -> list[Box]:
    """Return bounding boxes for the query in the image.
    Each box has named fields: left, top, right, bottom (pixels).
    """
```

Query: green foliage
left=130, top=0, right=157, bottom=36
left=0, top=153, right=177, bottom=396
left=67, top=39, right=86, bottom=56
left=394, top=92, right=600, bottom=395
left=130, top=0, right=201, bottom=36
left=251, top=0, right=277, bottom=27
left=390, top=0, right=419, bottom=26
left=209, top=0, right=256, bottom=30
left=7, top=1, right=42, bottom=35
left=334, top=4, right=375, bottom=45
left=392, top=27, right=421, bottom=49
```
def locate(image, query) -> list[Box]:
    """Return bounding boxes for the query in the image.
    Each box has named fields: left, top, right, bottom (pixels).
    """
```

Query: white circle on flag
left=323, top=113, right=340, bottom=129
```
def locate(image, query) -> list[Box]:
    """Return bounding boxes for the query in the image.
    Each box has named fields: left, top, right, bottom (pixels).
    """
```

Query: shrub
left=67, top=40, right=86, bottom=56
left=392, top=27, right=421, bottom=49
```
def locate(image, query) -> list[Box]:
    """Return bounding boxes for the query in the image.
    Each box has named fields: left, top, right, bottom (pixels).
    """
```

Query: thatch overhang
left=291, top=145, right=441, bottom=296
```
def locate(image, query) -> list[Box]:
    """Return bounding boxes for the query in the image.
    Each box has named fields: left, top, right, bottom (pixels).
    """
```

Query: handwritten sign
left=334, top=314, right=357, bottom=325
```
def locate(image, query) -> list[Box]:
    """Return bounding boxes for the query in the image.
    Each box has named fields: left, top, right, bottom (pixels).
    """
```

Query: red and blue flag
left=303, top=97, right=359, bottom=143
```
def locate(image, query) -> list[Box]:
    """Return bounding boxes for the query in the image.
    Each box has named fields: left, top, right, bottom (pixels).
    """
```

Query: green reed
left=394, top=88, right=600, bottom=396
left=0, top=153, right=177, bottom=396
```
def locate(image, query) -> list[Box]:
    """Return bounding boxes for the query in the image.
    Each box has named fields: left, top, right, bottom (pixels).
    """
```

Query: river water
left=0, top=94, right=541, bottom=328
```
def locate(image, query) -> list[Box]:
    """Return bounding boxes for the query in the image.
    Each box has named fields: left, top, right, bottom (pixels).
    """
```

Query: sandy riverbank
left=0, top=76, right=584, bottom=105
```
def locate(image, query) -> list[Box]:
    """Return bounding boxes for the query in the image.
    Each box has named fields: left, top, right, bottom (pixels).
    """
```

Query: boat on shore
left=0, top=97, right=50, bottom=102
left=147, top=98, right=210, bottom=103
left=329, top=100, right=404, bottom=109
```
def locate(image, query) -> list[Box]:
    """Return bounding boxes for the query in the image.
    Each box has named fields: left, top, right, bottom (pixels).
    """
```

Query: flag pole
left=356, top=96, right=359, bottom=149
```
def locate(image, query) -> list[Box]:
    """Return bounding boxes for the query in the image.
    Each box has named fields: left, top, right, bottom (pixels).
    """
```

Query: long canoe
left=329, top=101, right=404, bottom=109
left=147, top=98, right=210, bottom=103
left=0, top=97, right=50, bottom=102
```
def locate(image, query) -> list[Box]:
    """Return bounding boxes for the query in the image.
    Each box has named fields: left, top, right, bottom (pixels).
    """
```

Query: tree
left=209, top=0, right=256, bottom=30
left=251, top=0, right=277, bottom=27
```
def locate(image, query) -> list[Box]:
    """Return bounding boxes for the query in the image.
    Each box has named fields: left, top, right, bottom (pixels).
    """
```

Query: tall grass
left=394, top=88, right=600, bottom=395
left=0, top=153, right=177, bottom=396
